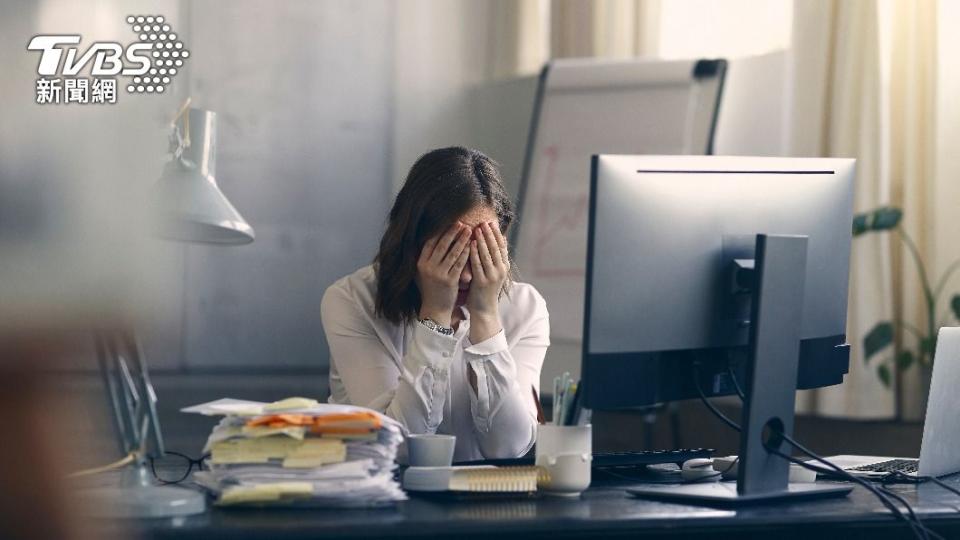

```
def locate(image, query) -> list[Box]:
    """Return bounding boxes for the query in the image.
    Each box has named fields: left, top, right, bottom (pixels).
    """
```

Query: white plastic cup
left=407, top=434, right=456, bottom=467
left=535, top=424, right=592, bottom=496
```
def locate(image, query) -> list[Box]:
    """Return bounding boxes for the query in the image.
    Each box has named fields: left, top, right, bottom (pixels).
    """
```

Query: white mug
left=535, top=424, right=592, bottom=496
left=407, top=434, right=456, bottom=467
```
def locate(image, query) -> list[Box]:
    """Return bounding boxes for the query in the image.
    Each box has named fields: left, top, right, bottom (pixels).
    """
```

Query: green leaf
left=952, top=294, right=960, bottom=322
left=877, top=364, right=892, bottom=388
left=863, top=322, right=894, bottom=361
left=870, top=207, right=903, bottom=231
left=852, top=214, right=869, bottom=236
left=921, top=336, right=936, bottom=355
left=896, top=350, right=914, bottom=370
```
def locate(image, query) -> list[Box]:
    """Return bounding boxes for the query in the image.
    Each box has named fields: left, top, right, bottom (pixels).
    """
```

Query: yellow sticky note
left=282, top=439, right=346, bottom=468
left=218, top=482, right=314, bottom=505
left=320, top=432, right=378, bottom=441
left=210, top=436, right=303, bottom=464
left=264, top=397, right=320, bottom=411
left=241, top=425, right=307, bottom=440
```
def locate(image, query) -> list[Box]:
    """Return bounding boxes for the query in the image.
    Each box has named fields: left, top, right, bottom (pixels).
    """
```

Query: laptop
left=827, top=327, right=960, bottom=478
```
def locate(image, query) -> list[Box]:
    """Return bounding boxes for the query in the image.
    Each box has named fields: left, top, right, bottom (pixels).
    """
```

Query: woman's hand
left=416, top=222, right=472, bottom=327
left=466, top=221, right=509, bottom=340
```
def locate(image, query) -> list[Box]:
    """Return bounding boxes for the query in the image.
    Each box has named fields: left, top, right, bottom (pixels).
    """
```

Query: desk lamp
left=86, top=101, right=254, bottom=517
left=153, top=101, right=254, bottom=244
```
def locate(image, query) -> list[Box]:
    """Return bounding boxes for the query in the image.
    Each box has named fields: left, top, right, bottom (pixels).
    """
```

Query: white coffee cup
left=535, top=424, right=592, bottom=496
left=407, top=434, right=456, bottom=467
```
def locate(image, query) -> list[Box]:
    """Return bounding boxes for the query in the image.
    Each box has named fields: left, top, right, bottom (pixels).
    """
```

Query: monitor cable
left=692, top=363, right=741, bottom=433
left=727, top=364, right=746, bottom=401
left=766, top=431, right=943, bottom=540
left=722, top=367, right=942, bottom=540
left=693, top=365, right=942, bottom=540
left=726, top=367, right=960, bottom=498
left=883, top=470, right=960, bottom=499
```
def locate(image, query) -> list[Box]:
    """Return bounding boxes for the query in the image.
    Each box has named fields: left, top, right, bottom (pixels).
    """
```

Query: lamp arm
left=124, top=332, right=166, bottom=457
left=96, top=333, right=130, bottom=455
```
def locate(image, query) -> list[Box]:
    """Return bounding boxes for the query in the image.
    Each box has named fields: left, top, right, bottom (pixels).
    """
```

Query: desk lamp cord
left=67, top=451, right=139, bottom=478
left=693, top=364, right=943, bottom=540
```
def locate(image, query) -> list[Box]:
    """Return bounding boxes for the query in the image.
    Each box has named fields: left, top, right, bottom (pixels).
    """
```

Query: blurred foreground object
left=0, top=336, right=106, bottom=540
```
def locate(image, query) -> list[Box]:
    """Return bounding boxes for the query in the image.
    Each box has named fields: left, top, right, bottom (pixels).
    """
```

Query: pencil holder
left=535, top=424, right=591, bottom=496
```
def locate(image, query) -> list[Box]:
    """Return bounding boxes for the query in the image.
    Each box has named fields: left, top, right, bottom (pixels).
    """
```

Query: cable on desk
left=883, top=470, right=960, bottom=499
left=768, top=434, right=943, bottom=540
left=67, top=451, right=138, bottom=478
left=696, top=367, right=943, bottom=540
left=768, top=446, right=934, bottom=540
left=878, top=486, right=935, bottom=540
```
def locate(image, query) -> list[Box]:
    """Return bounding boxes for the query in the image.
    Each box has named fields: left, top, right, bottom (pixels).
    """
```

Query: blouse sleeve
left=463, top=292, right=550, bottom=458
left=321, top=284, right=457, bottom=434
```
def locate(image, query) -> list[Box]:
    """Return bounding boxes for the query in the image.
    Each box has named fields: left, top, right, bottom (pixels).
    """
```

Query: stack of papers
left=182, top=397, right=407, bottom=507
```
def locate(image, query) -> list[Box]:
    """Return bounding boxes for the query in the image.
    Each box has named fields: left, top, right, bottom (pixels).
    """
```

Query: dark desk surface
left=118, top=475, right=960, bottom=540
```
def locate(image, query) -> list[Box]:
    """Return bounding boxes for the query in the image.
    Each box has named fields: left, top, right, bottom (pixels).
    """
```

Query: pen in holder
left=535, top=424, right=591, bottom=496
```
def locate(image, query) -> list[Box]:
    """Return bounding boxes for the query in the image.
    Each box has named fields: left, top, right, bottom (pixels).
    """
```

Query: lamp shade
left=153, top=108, right=254, bottom=245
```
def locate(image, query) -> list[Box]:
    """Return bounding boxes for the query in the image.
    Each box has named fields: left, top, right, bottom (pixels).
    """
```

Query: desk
left=114, top=476, right=960, bottom=540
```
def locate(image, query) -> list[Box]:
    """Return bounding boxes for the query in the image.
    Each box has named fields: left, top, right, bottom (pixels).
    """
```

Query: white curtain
left=791, top=0, right=942, bottom=419
left=889, top=0, right=940, bottom=420
left=550, top=0, right=660, bottom=58
left=789, top=0, right=893, bottom=419
left=934, top=2, right=960, bottom=354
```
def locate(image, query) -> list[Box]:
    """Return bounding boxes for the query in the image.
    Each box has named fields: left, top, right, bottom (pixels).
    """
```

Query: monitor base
left=627, top=482, right=852, bottom=507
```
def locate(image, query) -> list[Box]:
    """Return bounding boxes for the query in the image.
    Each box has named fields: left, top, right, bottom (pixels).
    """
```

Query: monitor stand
left=627, top=234, right=852, bottom=506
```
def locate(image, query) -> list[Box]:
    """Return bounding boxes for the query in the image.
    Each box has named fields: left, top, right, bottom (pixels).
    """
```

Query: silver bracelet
left=419, top=317, right=454, bottom=336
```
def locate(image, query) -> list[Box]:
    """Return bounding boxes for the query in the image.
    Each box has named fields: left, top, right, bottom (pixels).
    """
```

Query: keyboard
left=455, top=448, right=714, bottom=470
left=848, top=458, right=919, bottom=475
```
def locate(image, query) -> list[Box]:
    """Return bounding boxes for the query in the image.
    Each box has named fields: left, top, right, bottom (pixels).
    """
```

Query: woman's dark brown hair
left=374, top=146, right=516, bottom=323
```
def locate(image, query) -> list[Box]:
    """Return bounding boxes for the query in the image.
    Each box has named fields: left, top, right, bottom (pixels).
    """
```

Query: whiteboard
left=512, top=57, right=727, bottom=344
left=713, top=50, right=789, bottom=156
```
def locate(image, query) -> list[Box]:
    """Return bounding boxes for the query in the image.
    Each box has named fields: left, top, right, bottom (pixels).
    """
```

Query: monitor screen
left=583, top=155, right=855, bottom=409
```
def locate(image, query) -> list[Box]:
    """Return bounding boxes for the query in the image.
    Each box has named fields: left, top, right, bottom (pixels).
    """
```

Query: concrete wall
left=140, top=1, right=396, bottom=377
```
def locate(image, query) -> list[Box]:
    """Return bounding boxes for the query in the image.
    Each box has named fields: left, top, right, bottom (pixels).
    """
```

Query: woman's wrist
left=469, top=311, right=501, bottom=344
left=470, top=308, right=499, bottom=324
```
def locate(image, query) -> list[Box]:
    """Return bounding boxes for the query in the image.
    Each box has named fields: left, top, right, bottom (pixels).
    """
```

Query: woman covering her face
left=321, top=146, right=549, bottom=461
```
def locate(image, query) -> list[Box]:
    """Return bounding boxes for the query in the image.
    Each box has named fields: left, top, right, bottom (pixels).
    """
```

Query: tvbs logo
left=28, top=35, right=152, bottom=77
left=28, top=15, right=188, bottom=104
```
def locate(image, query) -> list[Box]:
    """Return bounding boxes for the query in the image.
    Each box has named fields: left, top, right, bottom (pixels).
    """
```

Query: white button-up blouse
left=321, top=264, right=550, bottom=462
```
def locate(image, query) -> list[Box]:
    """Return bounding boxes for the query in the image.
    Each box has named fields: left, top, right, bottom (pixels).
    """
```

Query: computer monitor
left=582, top=155, right=855, bottom=410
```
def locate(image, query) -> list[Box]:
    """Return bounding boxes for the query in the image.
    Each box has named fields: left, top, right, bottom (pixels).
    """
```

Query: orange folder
left=247, top=411, right=382, bottom=435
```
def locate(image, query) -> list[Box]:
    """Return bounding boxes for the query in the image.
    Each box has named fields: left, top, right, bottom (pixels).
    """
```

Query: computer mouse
left=682, top=458, right=714, bottom=471
left=712, top=455, right=739, bottom=480
left=681, top=458, right=719, bottom=482
left=692, top=456, right=817, bottom=483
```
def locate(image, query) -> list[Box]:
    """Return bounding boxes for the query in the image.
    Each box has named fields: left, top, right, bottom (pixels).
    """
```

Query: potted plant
left=855, top=207, right=960, bottom=414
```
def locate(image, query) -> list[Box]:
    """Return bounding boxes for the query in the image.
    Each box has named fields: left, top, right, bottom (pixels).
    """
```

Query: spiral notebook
left=403, top=465, right=548, bottom=493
